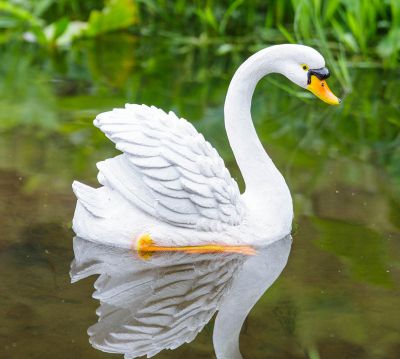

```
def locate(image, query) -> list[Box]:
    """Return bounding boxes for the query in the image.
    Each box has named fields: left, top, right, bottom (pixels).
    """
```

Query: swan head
left=275, top=44, right=341, bottom=105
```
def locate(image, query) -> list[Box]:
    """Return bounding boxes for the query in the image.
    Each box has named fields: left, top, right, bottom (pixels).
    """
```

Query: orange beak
left=307, top=75, right=341, bottom=105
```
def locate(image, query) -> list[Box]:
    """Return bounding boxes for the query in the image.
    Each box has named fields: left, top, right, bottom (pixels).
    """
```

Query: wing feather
left=143, top=177, right=188, bottom=199
left=129, top=156, right=171, bottom=169
left=94, top=104, right=245, bottom=231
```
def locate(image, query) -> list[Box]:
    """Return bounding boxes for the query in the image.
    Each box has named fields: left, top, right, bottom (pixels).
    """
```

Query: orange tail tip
left=136, top=234, right=256, bottom=260
left=136, top=234, right=155, bottom=260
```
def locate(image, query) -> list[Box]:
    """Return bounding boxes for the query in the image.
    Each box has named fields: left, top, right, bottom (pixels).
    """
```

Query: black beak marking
left=307, top=67, right=330, bottom=85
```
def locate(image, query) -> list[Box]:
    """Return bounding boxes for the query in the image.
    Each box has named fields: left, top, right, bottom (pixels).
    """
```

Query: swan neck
left=224, top=47, right=286, bottom=195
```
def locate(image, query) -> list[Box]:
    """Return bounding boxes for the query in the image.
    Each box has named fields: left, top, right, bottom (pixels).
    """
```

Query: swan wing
left=71, top=237, right=244, bottom=358
left=94, top=104, right=244, bottom=231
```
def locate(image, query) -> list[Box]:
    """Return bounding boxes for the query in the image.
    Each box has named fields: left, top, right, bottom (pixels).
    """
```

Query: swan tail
left=72, top=181, right=108, bottom=218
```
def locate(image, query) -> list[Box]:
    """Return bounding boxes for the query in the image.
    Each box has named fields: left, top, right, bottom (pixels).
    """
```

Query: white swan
left=72, top=44, right=339, bottom=257
left=70, top=235, right=292, bottom=359
left=71, top=44, right=340, bottom=358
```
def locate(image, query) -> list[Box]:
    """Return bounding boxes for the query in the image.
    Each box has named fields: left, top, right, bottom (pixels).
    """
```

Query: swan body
left=72, top=103, right=288, bottom=249
left=72, top=44, right=340, bottom=357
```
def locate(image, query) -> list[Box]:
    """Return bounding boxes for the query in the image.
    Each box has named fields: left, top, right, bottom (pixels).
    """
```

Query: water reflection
left=71, top=235, right=292, bottom=358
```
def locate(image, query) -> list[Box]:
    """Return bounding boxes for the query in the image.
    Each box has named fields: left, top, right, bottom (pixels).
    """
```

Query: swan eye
left=302, top=64, right=309, bottom=71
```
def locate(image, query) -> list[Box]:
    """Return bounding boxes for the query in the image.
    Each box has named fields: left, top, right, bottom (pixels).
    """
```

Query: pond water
left=0, top=35, right=399, bottom=359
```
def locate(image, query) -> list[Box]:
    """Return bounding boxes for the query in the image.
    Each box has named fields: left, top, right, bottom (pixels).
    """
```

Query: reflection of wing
left=94, top=104, right=244, bottom=231
left=71, top=237, right=244, bottom=358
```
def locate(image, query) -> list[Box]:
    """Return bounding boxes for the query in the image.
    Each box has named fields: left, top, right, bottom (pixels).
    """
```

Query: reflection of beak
left=307, top=67, right=341, bottom=105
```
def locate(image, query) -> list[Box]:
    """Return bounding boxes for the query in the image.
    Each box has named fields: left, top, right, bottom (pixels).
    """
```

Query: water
left=0, top=35, right=399, bottom=358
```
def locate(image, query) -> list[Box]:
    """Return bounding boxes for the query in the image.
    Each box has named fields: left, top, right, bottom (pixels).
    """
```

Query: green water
left=0, top=35, right=399, bottom=358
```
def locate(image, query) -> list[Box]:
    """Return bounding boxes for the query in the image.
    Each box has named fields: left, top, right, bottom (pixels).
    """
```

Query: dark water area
left=0, top=35, right=399, bottom=358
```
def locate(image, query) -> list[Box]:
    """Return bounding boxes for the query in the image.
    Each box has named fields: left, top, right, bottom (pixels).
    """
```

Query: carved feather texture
left=94, top=104, right=245, bottom=231
left=70, top=237, right=244, bottom=358
left=72, top=181, right=109, bottom=218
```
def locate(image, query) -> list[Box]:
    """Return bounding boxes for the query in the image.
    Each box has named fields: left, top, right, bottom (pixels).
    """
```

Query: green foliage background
left=1, top=0, right=399, bottom=69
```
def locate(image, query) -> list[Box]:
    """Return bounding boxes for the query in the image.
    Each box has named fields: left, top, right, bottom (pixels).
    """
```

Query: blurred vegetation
left=0, top=0, right=137, bottom=47
left=0, top=0, right=399, bottom=70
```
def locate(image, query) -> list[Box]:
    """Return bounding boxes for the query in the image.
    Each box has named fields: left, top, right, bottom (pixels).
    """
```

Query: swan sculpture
left=72, top=44, right=340, bottom=357
left=72, top=44, right=339, bottom=254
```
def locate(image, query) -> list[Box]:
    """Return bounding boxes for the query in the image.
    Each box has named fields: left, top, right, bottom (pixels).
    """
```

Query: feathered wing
left=71, top=237, right=244, bottom=358
left=93, top=104, right=245, bottom=231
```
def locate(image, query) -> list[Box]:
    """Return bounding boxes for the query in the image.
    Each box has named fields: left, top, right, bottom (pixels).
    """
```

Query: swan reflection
left=70, top=235, right=292, bottom=359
